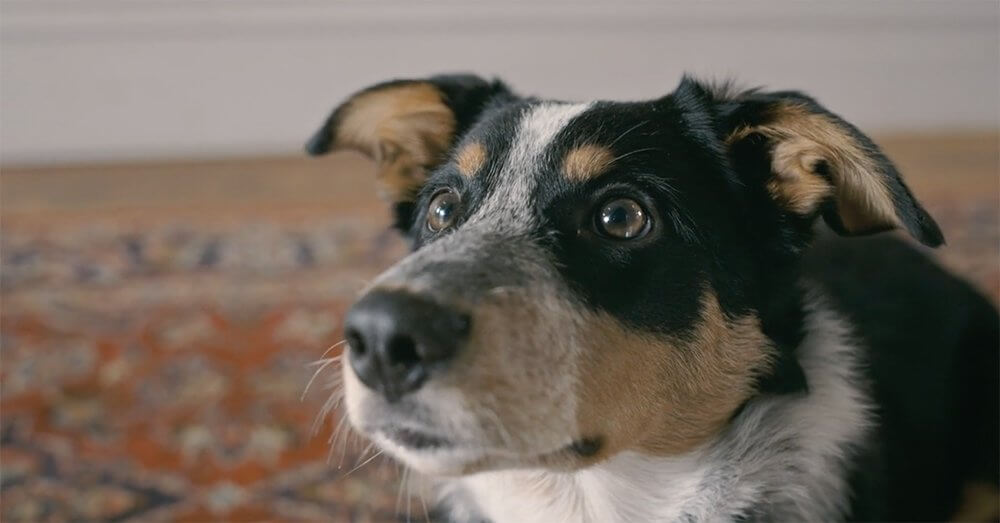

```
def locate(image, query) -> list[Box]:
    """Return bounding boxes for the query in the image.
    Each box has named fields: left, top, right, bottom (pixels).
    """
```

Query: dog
left=305, top=74, right=999, bottom=522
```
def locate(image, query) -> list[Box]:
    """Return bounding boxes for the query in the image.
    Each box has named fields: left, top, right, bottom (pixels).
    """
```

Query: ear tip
left=919, top=227, right=946, bottom=248
left=914, top=219, right=946, bottom=248
left=304, top=129, right=332, bottom=156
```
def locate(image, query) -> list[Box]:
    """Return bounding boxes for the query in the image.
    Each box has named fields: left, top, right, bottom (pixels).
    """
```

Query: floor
left=1, top=133, right=998, bottom=521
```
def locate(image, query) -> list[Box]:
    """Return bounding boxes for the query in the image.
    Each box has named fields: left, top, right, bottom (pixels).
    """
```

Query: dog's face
left=307, top=75, right=941, bottom=476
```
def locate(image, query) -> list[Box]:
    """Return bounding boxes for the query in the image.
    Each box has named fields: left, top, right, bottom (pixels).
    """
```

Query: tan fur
left=361, top=273, right=773, bottom=471
left=334, top=83, right=456, bottom=203
left=440, top=283, right=585, bottom=466
left=362, top=258, right=587, bottom=472
left=563, top=144, right=616, bottom=182
left=575, top=292, right=775, bottom=458
left=728, top=103, right=901, bottom=232
left=766, top=137, right=836, bottom=214
left=951, top=482, right=1000, bottom=522
left=455, top=142, right=488, bottom=177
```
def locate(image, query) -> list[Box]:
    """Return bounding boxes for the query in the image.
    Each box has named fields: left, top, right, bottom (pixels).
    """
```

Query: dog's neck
left=436, top=294, right=872, bottom=523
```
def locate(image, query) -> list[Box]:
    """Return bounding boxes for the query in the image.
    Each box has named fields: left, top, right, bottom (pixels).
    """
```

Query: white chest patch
left=438, top=292, right=873, bottom=522
left=444, top=451, right=707, bottom=523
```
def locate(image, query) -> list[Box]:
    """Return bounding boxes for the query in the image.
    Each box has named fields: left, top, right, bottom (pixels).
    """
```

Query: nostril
left=344, top=290, right=468, bottom=400
left=386, top=335, right=420, bottom=368
left=345, top=328, right=366, bottom=356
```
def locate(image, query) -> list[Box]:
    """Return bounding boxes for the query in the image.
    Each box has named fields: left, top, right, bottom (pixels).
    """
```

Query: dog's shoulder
left=801, top=230, right=999, bottom=520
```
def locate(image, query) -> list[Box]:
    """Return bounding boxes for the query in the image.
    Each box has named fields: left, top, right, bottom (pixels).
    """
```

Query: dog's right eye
left=595, top=197, right=650, bottom=240
left=427, top=189, right=462, bottom=232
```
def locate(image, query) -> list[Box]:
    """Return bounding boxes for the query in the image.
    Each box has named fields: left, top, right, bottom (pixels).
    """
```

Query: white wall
left=1, top=1, right=997, bottom=165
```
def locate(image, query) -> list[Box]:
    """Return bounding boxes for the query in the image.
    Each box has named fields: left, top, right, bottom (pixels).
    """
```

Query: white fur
left=440, top=290, right=873, bottom=522
left=470, top=102, right=591, bottom=232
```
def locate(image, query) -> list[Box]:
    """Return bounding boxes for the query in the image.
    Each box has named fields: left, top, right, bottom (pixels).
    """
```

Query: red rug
left=2, top=184, right=997, bottom=521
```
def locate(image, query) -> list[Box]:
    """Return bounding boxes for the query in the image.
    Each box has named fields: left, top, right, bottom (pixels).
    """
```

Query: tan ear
left=306, top=81, right=455, bottom=204
left=306, top=75, right=512, bottom=211
left=723, top=94, right=943, bottom=247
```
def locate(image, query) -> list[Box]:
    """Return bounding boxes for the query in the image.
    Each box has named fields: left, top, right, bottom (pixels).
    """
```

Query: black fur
left=804, top=232, right=999, bottom=521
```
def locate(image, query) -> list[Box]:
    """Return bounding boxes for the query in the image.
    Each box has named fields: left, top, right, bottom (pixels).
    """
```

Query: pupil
left=607, top=206, right=628, bottom=225
left=436, top=202, right=453, bottom=221
left=598, top=198, right=646, bottom=239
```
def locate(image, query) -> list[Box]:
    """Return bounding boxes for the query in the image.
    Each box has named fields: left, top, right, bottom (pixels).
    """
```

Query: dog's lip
left=376, top=425, right=452, bottom=450
left=375, top=424, right=602, bottom=466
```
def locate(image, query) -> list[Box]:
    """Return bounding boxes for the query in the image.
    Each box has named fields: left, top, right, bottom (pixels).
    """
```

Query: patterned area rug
left=1, top=202, right=416, bottom=521
left=1, top=152, right=997, bottom=522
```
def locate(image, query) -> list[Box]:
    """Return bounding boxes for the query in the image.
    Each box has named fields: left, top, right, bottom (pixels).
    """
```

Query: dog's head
left=306, top=74, right=942, bottom=476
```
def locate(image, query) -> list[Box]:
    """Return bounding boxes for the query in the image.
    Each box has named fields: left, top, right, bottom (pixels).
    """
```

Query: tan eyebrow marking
left=455, top=142, right=487, bottom=177
left=563, top=144, right=616, bottom=182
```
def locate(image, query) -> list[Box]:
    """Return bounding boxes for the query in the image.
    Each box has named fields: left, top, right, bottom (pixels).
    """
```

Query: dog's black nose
left=344, top=290, right=470, bottom=402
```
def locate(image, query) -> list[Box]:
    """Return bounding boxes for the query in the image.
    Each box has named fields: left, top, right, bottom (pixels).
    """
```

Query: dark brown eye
left=427, top=190, right=462, bottom=232
left=596, top=198, right=649, bottom=239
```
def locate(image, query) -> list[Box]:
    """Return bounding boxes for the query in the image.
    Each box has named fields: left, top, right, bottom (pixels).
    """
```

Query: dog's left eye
left=595, top=197, right=649, bottom=239
left=427, top=189, right=462, bottom=232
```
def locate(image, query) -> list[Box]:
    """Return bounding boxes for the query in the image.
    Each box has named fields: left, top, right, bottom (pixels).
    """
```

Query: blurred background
left=1, top=1, right=998, bottom=521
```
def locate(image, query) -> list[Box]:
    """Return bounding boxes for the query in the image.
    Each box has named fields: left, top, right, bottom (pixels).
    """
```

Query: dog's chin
left=367, top=426, right=604, bottom=477
left=372, top=432, right=490, bottom=476
left=343, top=371, right=596, bottom=476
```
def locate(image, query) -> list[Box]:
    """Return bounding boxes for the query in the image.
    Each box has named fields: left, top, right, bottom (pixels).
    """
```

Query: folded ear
left=706, top=81, right=943, bottom=247
left=306, top=74, right=513, bottom=228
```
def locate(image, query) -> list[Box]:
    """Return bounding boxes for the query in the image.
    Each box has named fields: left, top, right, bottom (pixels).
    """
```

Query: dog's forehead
left=469, top=101, right=594, bottom=171
left=497, top=101, right=593, bottom=183
left=454, top=99, right=675, bottom=189
left=451, top=101, right=594, bottom=229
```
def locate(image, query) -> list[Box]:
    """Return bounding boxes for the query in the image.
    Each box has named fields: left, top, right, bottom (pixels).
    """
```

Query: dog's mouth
left=342, top=325, right=598, bottom=474
left=381, top=425, right=601, bottom=456
left=379, top=426, right=451, bottom=450
left=372, top=422, right=604, bottom=474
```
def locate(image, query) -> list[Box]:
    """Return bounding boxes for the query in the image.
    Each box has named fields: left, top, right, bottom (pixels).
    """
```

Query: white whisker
left=609, top=119, right=650, bottom=146
left=301, top=340, right=347, bottom=401
left=329, top=413, right=348, bottom=446
left=319, top=339, right=348, bottom=360
left=418, top=480, right=431, bottom=522
left=311, top=391, right=344, bottom=435
left=343, top=449, right=383, bottom=477
left=397, top=466, right=410, bottom=518
left=612, top=146, right=661, bottom=163
left=301, top=358, right=340, bottom=402
left=306, top=356, right=338, bottom=368
left=406, top=467, right=413, bottom=523
left=337, top=429, right=355, bottom=468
